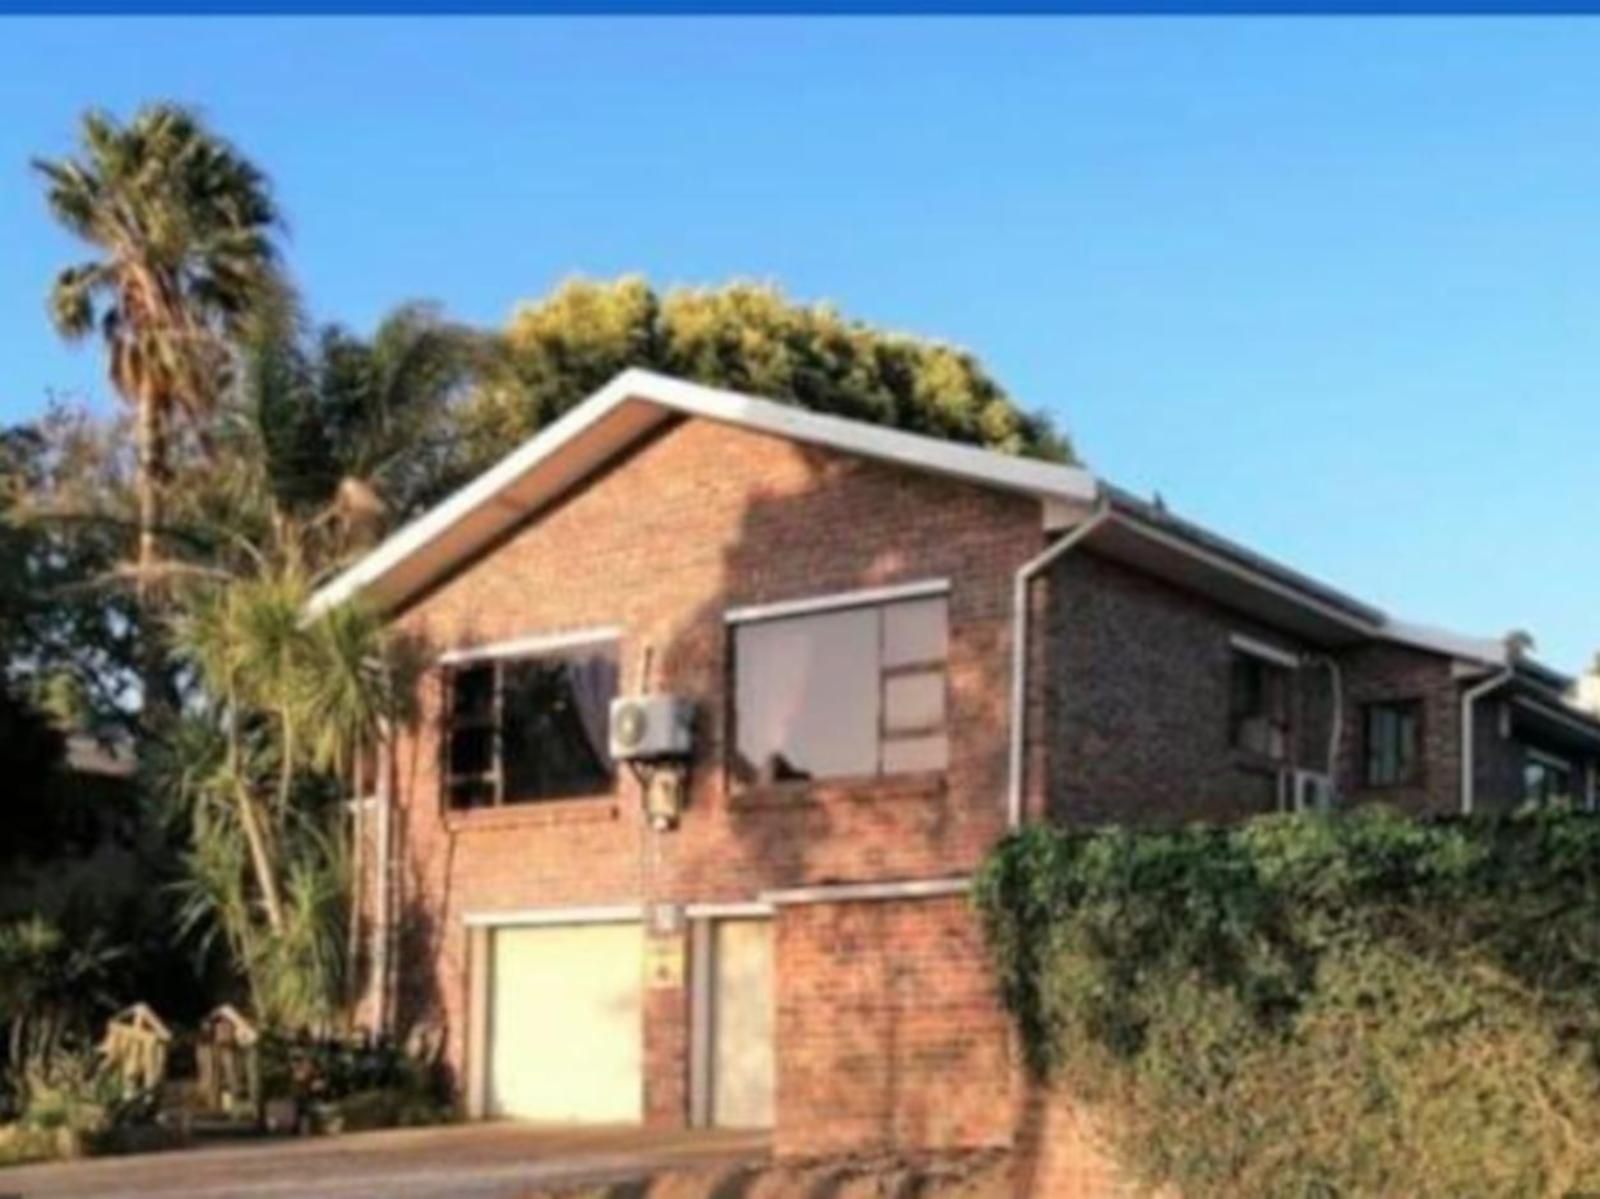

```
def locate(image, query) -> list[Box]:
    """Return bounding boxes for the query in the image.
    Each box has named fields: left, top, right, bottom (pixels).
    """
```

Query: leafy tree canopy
left=0, top=412, right=139, bottom=733
left=456, top=277, right=1073, bottom=486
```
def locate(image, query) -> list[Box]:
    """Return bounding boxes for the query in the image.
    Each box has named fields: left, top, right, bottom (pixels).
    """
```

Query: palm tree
left=254, top=303, right=500, bottom=537
left=0, top=916, right=122, bottom=1092
left=169, top=528, right=411, bottom=1025
left=35, top=105, right=285, bottom=714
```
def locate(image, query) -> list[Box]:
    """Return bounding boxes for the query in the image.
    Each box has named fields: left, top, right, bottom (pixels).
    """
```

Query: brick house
left=310, top=368, right=1600, bottom=1160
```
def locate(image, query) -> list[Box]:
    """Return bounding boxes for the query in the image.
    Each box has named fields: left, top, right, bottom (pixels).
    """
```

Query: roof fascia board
left=1384, top=621, right=1571, bottom=689
left=1512, top=695, right=1600, bottom=745
left=630, top=370, right=1097, bottom=504
left=1102, top=511, right=1382, bottom=638
left=1382, top=620, right=1505, bottom=670
left=1103, top=485, right=1383, bottom=625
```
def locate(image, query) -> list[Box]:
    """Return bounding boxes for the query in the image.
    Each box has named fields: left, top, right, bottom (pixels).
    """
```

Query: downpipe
left=1007, top=505, right=1112, bottom=830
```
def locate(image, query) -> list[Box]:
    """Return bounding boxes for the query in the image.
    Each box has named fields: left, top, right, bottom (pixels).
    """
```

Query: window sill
left=444, top=794, right=623, bottom=832
left=728, top=771, right=947, bottom=811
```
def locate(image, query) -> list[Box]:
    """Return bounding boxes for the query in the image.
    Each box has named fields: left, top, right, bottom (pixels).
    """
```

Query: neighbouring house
left=309, top=368, right=1600, bottom=1161
left=1, top=729, right=140, bottom=920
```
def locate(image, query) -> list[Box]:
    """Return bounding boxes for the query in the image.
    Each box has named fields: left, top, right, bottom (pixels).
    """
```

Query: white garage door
left=711, top=918, right=775, bottom=1129
left=488, top=922, right=643, bottom=1123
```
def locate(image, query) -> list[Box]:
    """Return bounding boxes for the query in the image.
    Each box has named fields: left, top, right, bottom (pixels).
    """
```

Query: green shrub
left=17, top=1049, right=158, bottom=1138
left=974, top=806, right=1600, bottom=1199
left=335, top=1086, right=451, bottom=1132
left=0, top=1122, right=67, bottom=1167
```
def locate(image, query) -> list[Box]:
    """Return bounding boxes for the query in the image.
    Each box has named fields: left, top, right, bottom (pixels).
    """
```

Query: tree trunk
left=346, top=754, right=365, bottom=1028
left=134, top=393, right=175, bottom=729
left=236, top=785, right=286, bottom=936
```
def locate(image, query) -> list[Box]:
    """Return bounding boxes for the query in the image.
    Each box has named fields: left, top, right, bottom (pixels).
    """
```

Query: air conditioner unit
left=609, top=694, right=694, bottom=762
left=1282, top=769, right=1335, bottom=814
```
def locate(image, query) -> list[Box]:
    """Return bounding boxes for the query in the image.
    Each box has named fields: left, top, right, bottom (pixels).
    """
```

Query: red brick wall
left=643, top=929, right=690, bottom=1128
left=773, top=894, right=1154, bottom=1197
left=1335, top=643, right=1462, bottom=816
left=365, top=403, right=1533, bottom=1163
left=773, top=895, right=1016, bottom=1160
left=380, top=415, right=1050, bottom=1118
left=1040, top=550, right=1332, bottom=826
left=1034, top=551, right=1524, bottom=825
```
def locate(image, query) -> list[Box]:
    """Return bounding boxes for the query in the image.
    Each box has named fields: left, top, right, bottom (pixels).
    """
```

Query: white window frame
left=724, top=578, right=949, bottom=626
left=1228, top=633, right=1296, bottom=761
left=462, top=903, right=644, bottom=929
left=439, top=625, right=622, bottom=666
left=1229, top=632, right=1301, bottom=671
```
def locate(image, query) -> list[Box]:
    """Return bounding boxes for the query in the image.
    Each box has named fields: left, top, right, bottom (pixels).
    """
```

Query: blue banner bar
left=6, top=0, right=1600, bottom=12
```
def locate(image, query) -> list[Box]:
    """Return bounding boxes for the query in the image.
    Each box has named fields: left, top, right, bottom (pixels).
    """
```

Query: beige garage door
left=711, top=918, right=775, bottom=1128
left=488, top=922, right=643, bottom=1123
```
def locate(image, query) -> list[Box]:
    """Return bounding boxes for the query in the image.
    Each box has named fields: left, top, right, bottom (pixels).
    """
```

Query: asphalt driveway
left=0, top=1123, right=771, bottom=1199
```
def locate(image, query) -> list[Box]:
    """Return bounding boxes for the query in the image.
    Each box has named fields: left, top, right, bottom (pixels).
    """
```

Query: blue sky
left=1, top=18, right=1596, bottom=670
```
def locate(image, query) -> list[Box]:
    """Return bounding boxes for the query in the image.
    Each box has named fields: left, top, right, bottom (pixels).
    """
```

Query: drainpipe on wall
left=1460, top=667, right=1514, bottom=816
left=1317, top=654, right=1344, bottom=791
left=1007, top=504, right=1112, bottom=830
left=1305, top=649, right=1344, bottom=790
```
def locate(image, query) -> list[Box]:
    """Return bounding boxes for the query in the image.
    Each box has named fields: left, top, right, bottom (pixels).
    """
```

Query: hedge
left=973, top=806, right=1600, bottom=1198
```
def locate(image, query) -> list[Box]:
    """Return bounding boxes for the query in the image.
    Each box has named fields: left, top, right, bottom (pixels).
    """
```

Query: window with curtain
left=443, top=640, right=619, bottom=809
left=731, top=594, right=949, bottom=786
left=1364, top=700, right=1422, bottom=787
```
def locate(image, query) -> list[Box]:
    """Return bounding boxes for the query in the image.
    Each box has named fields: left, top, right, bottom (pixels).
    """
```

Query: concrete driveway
left=0, top=1123, right=771, bottom=1199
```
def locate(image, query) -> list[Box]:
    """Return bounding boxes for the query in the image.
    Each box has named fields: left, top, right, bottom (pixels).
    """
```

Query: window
left=1364, top=701, right=1422, bottom=787
left=1230, top=650, right=1291, bottom=760
left=443, top=640, right=619, bottom=809
left=1523, top=750, right=1573, bottom=808
left=732, top=593, right=949, bottom=785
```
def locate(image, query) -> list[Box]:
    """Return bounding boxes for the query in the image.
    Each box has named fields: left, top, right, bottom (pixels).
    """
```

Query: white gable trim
left=308, top=368, right=1096, bottom=617
left=632, top=371, right=1096, bottom=502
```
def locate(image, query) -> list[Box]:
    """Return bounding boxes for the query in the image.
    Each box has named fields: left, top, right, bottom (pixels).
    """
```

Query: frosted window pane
left=734, top=607, right=879, bottom=782
left=882, top=598, right=948, bottom=668
left=884, top=670, right=945, bottom=733
left=882, top=734, right=948, bottom=774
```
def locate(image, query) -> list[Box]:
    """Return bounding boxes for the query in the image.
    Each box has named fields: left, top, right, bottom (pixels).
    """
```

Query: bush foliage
left=974, top=807, right=1600, bottom=1199
left=459, top=276, right=1073, bottom=477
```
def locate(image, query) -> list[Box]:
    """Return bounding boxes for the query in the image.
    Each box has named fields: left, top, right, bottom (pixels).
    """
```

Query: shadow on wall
left=652, top=440, right=1012, bottom=894
left=367, top=626, right=455, bottom=1062
left=641, top=442, right=1018, bottom=1156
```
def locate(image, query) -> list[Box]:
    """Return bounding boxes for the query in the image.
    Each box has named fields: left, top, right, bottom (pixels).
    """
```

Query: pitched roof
left=307, top=368, right=1097, bottom=617
left=307, top=368, right=1572, bottom=687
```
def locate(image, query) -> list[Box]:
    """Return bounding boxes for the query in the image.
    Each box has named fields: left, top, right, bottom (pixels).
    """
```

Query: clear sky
left=1, top=18, right=1595, bottom=671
